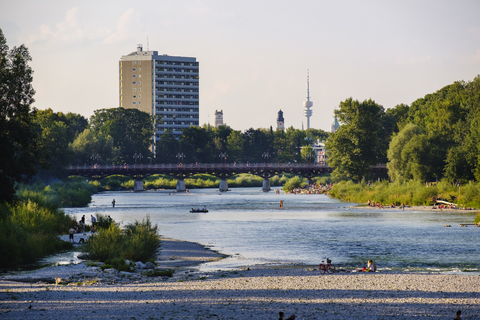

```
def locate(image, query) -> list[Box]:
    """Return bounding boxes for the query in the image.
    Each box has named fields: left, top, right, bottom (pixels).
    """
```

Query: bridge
left=67, top=163, right=387, bottom=192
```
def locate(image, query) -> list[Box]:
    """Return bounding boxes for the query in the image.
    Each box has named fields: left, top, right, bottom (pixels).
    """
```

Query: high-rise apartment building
left=119, top=45, right=199, bottom=142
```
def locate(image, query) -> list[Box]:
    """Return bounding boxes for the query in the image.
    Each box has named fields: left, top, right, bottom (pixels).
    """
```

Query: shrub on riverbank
left=329, top=180, right=480, bottom=208
left=85, top=216, right=160, bottom=262
left=19, top=178, right=97, bottom=207
left=282, top=176, right=306, bottom=192
left=0, top=199, right=74, bottom=269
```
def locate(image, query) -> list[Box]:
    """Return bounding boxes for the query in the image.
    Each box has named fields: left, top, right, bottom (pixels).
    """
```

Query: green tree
left=387, top=124, right=430, bottom=181
left=33, top=109, right=87, bottom=178
left=89, top=108, right=153, bottom=164
left=226, top=130, right=245, bottom=163
left=301, top=145, right=316, bottom=163
left=70, top=129, right=117, bottom=165
left=179, top=126, right=215, bottom=162
left=0, top=29, right=43, bottom=202
left=326, top=98, right=391, bottom=181
left=156, top=130, right=179, bottom=163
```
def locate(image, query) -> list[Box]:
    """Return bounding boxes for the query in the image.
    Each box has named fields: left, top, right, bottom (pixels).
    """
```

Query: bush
left=94, top=213, right=114, bottom=230
left=282, top=176, right=305, bottom=192
left=0, top=200, right=74, bottom=269
left=85, top=216, right=160, bottom=263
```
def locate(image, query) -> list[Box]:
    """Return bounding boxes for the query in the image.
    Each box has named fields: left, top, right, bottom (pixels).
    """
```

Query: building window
left=138, top=68, right=141, bottom=71
left=133, top=61, right=136, bottom=65
left=138, top=81, right=141, bottom=85
left=133, top=95, right=136, bottom=98
left=133, top=68, right=136, bottom=71
left=139, top=102, right=141, bottom=105
left=133, top=102, right=136, bottom=105
left=138, top=61, right=141, bottom=65
left=139, top=75, right=141, bottom=78
left=133, top=75, right=136, bottom=78
left=133, top=81, right=136, bottom=84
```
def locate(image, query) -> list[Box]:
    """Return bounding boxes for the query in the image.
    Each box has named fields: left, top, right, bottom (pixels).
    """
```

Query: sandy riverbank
left=1, top=238, right=480, bottom=319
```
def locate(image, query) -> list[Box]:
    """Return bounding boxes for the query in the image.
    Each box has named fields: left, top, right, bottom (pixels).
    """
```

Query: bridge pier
left=176, top=179, right=186, bottom=192
left=262, top=178, right=271, bottom=192
left=219, top=179, right=228, bottom=192
left=133, top=180, right=144, bottom=192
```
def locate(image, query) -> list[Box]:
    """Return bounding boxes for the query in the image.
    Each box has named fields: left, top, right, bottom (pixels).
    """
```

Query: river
left=63, top=187, right=479, bottom=273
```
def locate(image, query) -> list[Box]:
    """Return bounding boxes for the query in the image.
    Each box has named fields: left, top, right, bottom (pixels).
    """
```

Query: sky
left=1, top=0, right=480, bottom=132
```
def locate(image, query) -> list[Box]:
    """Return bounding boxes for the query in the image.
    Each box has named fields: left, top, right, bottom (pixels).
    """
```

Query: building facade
left=312, top=139, right=327, bottom=164
left=119, top=45, right=199, bottom=141
left=214, top=110, right=223, bottom=127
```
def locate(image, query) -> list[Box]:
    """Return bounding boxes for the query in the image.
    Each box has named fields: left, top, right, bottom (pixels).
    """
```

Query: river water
left=64, top=187, right=479, bottom=273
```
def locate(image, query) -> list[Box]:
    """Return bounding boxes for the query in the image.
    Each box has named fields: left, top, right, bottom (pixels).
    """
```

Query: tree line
left=326, top=75, right=480, bottom=184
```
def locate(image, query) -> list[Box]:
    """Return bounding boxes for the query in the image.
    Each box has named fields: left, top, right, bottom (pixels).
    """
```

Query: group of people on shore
left=285, top=183, right=334, bottom=195
left=68, top=214, right=112, bottom=243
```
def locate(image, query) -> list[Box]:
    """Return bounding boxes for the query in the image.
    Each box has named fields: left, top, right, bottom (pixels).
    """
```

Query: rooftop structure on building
left=277, top=109, right=285, bottom=131
left=119, top=44, right=199, bottom=145
left=214, top=110, right=224, bottom=127
left=303, top=70, right=313, bottom=129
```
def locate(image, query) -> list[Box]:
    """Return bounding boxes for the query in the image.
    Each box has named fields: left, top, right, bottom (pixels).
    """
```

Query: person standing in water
left=112, top=199, right=116, bottom=208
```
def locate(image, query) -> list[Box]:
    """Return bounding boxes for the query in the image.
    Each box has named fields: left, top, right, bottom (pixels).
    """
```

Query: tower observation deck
left=303, top=70, right=313, bottom=129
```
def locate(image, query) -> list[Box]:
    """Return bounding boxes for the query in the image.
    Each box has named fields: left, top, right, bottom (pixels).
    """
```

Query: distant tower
left=331, top=116, right=340, bottom=133
left=214, top=110, right=223, bottom=127
left=276, top=109, right=285, bottom=130
left=303, top=70, right=313, bottom=129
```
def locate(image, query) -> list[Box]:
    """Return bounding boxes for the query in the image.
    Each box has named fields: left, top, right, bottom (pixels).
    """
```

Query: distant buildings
left=214, top=110, right=224, bottom=127
left=119, top=45, right=199, bottom=142
left=312, top=139, right=327, bottom=164
left=303, top=70, right=313, bottom=129
left=277, top=109, right=285, bottom=131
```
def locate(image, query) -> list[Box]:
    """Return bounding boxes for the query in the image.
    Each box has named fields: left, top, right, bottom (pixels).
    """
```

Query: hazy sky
left=1, top=0, right=480, bottom=132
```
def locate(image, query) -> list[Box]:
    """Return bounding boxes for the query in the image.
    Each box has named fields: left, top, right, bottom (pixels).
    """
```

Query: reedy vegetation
left=329, top=180, right=480, bottom=208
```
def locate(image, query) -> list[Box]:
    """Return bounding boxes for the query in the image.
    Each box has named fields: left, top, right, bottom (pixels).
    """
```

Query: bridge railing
left=69, top=162, right=332, bottom=172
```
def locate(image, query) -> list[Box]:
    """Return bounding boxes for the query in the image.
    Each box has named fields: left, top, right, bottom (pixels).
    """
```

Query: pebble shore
left=1, top=238, right=479, bottom=319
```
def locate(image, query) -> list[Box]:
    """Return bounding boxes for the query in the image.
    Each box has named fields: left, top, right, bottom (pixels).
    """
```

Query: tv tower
left=303, top=70, right=313, bottom=129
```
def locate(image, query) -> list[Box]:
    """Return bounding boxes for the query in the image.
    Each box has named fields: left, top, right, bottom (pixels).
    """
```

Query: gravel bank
left=1, top=239, right=479, bottom=319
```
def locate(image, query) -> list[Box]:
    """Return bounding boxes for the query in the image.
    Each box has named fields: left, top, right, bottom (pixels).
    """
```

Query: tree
left=33, top=109, right=87, bottom=178
left=70, top=129, right=117, bottom=165
left=387, top=124, right=430, bottom=181
left=226, top=130, right=245, bottom=163
left=89, top=108, right=154, bottom=164
left=301, top=145, right=316, bottom=163
left=0, top=29, right=42, bottom=202
left=155, top=130, right=179, bottom=163
left=326, top=98, right=392, bottom=181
